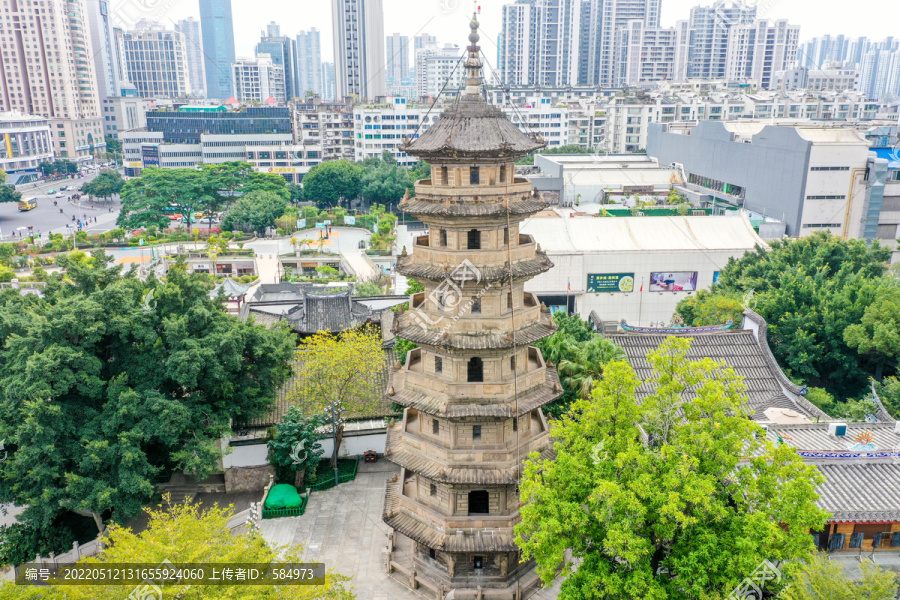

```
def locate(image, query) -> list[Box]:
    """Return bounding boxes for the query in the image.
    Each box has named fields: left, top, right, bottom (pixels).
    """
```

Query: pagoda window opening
left=439, top=228, right=447, bottom=246
left=441, top=166, right=448, bottom=184
left=510, top=355, right=516, bottom=371
left=472, top=297, right=481, bottom=313
left=429, top=548, right=437, bottom=559
left=513, top=417, right=518, bottom=431
left=507, top=291, right=513, bottom=310
left=470, top=166, right=480, bottom=185
left=430, top=483, right=437, bottom=497
left=503, top=226, right=509, bottom=245
left=473, top=555, right=485, bottom=569
left=432, top=418, right=440, bottom=435
left=434, top=356, right=443, bottom=373
left=467, top=357, right=483, bottom=382
left=473, top=424, right=482, bottom=440
left=467, top=229, right=481, bottom=250
left=468, top=490, right=489, bottom=514
left=500, top=164, right=506, bottom=182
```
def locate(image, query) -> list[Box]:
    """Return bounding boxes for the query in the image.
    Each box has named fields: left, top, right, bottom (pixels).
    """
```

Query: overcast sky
left=145, top=0, right=899, bottom=67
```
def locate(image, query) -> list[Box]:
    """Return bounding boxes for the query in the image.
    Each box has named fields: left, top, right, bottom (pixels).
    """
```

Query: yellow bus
left=18, top=197, right=37, bottom=211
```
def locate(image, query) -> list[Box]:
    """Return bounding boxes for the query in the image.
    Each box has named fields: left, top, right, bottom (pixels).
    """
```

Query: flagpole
left=638, top=276, right=644, bottom=326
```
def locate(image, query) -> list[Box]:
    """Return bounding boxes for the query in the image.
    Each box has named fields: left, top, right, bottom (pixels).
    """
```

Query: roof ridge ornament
left=463, top=10, right=483, bottom=98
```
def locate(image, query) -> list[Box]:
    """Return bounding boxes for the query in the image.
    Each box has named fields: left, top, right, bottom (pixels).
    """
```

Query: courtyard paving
left=258, top=459, right=562, bottom=600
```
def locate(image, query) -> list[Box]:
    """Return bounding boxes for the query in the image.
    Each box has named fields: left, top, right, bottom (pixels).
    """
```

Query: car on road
left=54, top=192, right=64, bottom=198
left=47, top=189, right=57, bottom=195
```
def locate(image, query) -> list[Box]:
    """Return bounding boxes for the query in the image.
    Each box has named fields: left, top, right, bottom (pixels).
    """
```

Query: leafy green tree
left=783, top=553, right=898, bottom=600
left=873, top=375, right=900, bottom=419
left=843, top=277, right=900, bottom=378
left=267, top=406, right=325, bottom=486
left=516, top=337, right=828, bottom=600
left=680, top=232, right=893, bottom=398
left=516, top=144, right=591, bottom=165
left=221, top=190, right=289, bottom=234
left=676, top=288, right=746, bottom=327
left=557, top=335, right=627, bottom=400
left=288, top=182, right=303, bottom=202
left=0, top=254, right=295, bottom=562
left=353, top=282, right=384, bottom=296
left=244, top=171, right=290, bottom=199
left=81, top=169, right=124, bottom=201
left=118, top=167, right=207, bottom=229
left=404, top=280, right=424, bottom=295
left=394, top=338, right=418, bottom=366
left=302, top=160, right=363, bottom=208
left=0, top=500, right=353, bottom=600
left=408, top=160, right=431, bottom=183
left=103, top=135, right=121, bottom=154
left=359, top=151, right=411, bottom=207
left=0, top=184, right=21, bottom=204
left=804, top=387, right=835, bottom=412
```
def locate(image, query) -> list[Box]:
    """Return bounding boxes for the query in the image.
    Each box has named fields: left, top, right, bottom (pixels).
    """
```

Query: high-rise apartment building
left=332, top=0, right=386, bottom=100
left=415, top=42, right=463, bottom=97
left=297, top=29, right=323, bottom=97
left=386, top=33, right=410, bottom=83
left=85, top=0, right=122, bottom=101
left=176, top=17, right=207, bottom=97
left=0, top=0, right=104, bottom=161
left=802, top=34, right=849, bottom=69
left=499, top=0, right=581, bottom=87
left=577, top=0, right=661, bottom=86
left=200, top=0, right=237, bottom=100
left=123, top=21, right=192, bottom=99
left=321, top=62, right=336, bottom=100
left=857, top=39, right=900, bottom=100
left=613, top=21, right=690, bottom=87
left=258, top=23, right=298, bottom=100
left=232, top=55, right=286, bottom=104
left=725, top=19, right=800, bottom=89
left=686, top=0, right=757, bottom=80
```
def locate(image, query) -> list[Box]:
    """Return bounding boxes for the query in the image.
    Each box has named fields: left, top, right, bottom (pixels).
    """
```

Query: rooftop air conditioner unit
left=828, top=422, right=848, bottom=437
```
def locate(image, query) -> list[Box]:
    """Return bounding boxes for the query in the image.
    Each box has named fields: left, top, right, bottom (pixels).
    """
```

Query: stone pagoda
left=381, top=12, right=562, bottom=596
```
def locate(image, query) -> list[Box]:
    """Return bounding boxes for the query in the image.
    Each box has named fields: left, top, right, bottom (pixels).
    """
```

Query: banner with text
left=587, top=273, right=635, bottom=293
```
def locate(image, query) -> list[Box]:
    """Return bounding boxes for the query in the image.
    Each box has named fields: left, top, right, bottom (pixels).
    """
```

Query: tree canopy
left=360, top=151, right=412, bottom=207
left=118, top=167, right=209, bottom=229
left=0, top=501, right=353, bottom=600
left=0, top=184, right=21, bottom=204
left=301, top=160, right=363, bottom=208
left=81, top=169, right=124, bottom=201
left=221, top=190, right=290, bottom=234
left=676, top=232, right=894, bottom=400
left=0, top=252, right=295, bottom=564
left=516, top=337, right=828, bottom=600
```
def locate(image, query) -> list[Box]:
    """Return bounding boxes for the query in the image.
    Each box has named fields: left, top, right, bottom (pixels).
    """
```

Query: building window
left=467, top=229, right=480, bottom=250
left=434, top=356, right=442, bottom=373
left=499, top=164, right=506, bottom=182
left=510, top=356, right=516, bottom=371
left=507, top=292, right=513, bottom=311
left=467, top=357, right=483, bottom=382
left=439, top=229, right=447, bottom=247
left=513, top=417, right=518, bottom=431
left=471, top=297, right=481, bottom=313
left=472, top=424, right=482, bottom=440
left=473, top=555, right=485, bottom=569
left=810, top=166, right=850, bottom=171
left=432, top=418, right=439, bottom=435
left=503, top=227, right=509, bottom=245
left=468, top=490, right=489, bottom=514
left=429, top=548, right=437, bottom=559
left=470, top=166, right=479, bottom=185
left=806, top=195, right=846, bottom=200
left=441, top=165, right=448, bottom=184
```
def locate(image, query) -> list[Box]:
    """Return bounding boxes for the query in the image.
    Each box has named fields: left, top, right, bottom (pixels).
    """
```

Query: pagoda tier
left=382, top=11, right=559, bottom=595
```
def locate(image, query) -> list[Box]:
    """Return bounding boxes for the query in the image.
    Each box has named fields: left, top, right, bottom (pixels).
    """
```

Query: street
left=2, top=171, right=122, bottom=241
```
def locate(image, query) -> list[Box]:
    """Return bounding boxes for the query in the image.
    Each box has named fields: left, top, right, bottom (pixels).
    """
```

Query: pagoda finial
left=463, top=8, right=484, bottom=97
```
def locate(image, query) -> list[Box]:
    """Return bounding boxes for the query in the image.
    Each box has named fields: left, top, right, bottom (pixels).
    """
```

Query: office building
left=176, top=17, right=207, bottom=97
left=0, top=112, right=54, bottom=184
left=725, top=19, right=800, bottom=89
left=332, top=0, right=386, bottom=100
left=123, top=21, right=192, bottom=99
left=200, top=0, right=237, bottom=100
left=386, top=33, right=410, bottom=83
left=499, top=0, right=581, bottom=87
left=0, top=0, right=104, bottom=161
left=578, top=0, right=661, bottom=86
left=258, top=22, right=298, bottom=99
left=296, top=29, right=323, bottom=97
left=686, top=0, right=757, bottom=80
left=85, top=0, right=122, bottom=101
left=232, top=55, right=286, bottom=103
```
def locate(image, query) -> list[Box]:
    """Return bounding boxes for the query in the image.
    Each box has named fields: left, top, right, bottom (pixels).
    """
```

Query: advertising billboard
left=586, top=273, right=635, bottom=293
left=649, top=272, right=698, bottom=292
left=344, top=216, right=356, bottom=225
left=141, top=144, right=159, bottom=167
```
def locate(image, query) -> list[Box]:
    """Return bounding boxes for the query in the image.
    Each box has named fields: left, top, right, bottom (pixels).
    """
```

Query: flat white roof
left=521, top=213, right=766, bottom=253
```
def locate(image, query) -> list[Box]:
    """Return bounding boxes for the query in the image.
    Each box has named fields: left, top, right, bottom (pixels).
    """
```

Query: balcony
left=409, top=233, right=538, bottom=270
left=413, top=177, right=532, bottom=201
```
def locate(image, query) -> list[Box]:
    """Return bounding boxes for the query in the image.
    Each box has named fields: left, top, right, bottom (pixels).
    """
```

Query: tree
left=0, top=500, right=353, bottom=600
left=81, top=169, right=124, bottom=201
left=843, top=277, right=900, bottom=378
left=408, top=160, right=431, bottom=184
left=118, top=167, right=208, bottom=229
left=104, top=135, right=121, bottom=154
left=557, top=335, right=627, bottom=400
left=676, top=289, right=746, bottom=327
left=221, top=190, right=289, bottom=234
left=0, top=185, right=21, bottom=204
left=352, top=282, right=384, bottom=296
left=267, top=406, right=325, bottom=486
left=360, top=158, right=411, bottom=207
left=676, top=232, right=894, bottom=399
left=782, top=553, right=898, bottom=600
left=874, top=376, right=900, bottom=419
left=516, top=337, right=828, bottom=600
left=0, top=254, right=295, bottom=563
left=517, top=144, right=591, bottom=165
left=289, top=327, right=384, bottom=483
left=302, top=160, right=363, bottom=208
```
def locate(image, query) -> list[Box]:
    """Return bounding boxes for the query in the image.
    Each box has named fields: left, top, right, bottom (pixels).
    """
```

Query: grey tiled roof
left=766, top=422, right=900, bottom=453
left=608, top=330, right=831, bottom=421
left=285, top=290, right=372, bottom=334
left=816, top=463, right=900, bottom=522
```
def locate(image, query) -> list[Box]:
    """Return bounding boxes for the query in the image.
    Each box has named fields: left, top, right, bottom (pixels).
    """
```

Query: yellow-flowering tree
left=289, top=326, right=384, bottom=482
left=0, top=500, right=353, bottom=599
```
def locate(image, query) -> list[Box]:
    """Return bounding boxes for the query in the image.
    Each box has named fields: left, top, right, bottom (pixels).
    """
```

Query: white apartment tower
left=578, top=0, right=661, bottom=86
left=386, top=33, right=410, bottom=83
left=415, top=42, right=463, bottom=98
left=296, top=28, right=323, bottom=97
left=332, top=0, right=386, bottom=100
left=123, top=21, right=192, bottom=99
left=0, top=0, right=104, bottom=161
left=85, top=0, right=122, bottom=100
left=686, top=0, right=757, bottom=80
left=613, top=20, right=690, bottom=86
left=176, top=17, right=207, bottom=97
left=499, top=0, right=581, bottom=87
left=725, top=19, right=800, bottom=89
left=232, top=55, right=286, bottom=103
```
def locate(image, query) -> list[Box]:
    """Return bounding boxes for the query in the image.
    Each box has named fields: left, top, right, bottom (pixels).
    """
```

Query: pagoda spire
left=463, top=9, right=484, bottom=98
